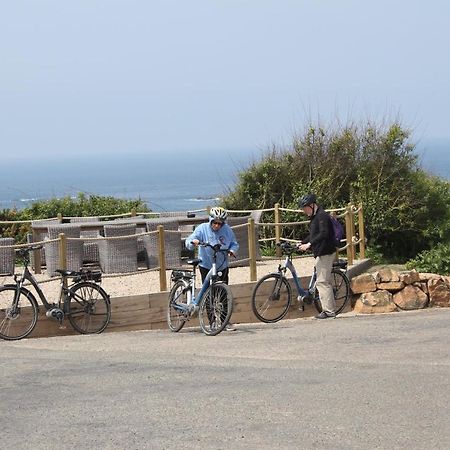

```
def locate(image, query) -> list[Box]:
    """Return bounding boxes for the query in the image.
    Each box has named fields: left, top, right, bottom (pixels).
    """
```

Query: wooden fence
left=0, top=204, right=366, bottom=291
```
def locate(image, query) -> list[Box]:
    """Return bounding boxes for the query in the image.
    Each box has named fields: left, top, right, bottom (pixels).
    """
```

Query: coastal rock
left=353, top=290, right=397, bottom=314
left=377, top=281, right=405, bottom=291
left=377, top=268, right=400, bottom=283
left=393, top=285, right=428, bottom=310
left=428, top=279, right=450, bottom=307
left=419, top=273, right=442, bottom=283
left=398, top=270, right=420, bottom=285
left=351, top=273, right=377, bottom=294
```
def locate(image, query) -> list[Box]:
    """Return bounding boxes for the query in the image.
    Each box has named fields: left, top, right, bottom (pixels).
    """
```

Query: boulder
left=351, top=273, right=377, bottom=294
left=377, top=268, right=400, bottom=282
left=398, top=270, right=420, bottom=285
left=428, top=279, right=450, bottom=307
left=392, top=285, right=429, bottom=310
left=353, top=290, right=397, bottom=314
left=377, top=281, right=405, bottom=291
left=419, top=273, right=442, bottom=283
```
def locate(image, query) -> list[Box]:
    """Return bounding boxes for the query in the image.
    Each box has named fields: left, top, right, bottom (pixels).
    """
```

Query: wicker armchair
left=98, top=224, right=138, bottom=273
left=143, top=219, right=181, bottom=269
left=70, top=217, right=100, bottom=263
left=30, top=219, right=60, bottom=269
left=0, top=237, right=15, bottom=275
left=228, top=211, right=262, bottom=268
left=44, top=225, right=83, bottom=276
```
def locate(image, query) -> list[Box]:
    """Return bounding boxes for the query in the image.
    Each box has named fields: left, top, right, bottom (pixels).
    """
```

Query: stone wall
left=351, top=268, right=450, bottom=313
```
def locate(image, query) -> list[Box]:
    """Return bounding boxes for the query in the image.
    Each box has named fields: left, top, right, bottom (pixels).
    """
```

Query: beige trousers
left=315, top=253, right=336, bottom=313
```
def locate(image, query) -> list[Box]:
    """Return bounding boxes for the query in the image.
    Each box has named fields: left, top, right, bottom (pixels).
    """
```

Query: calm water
left=0, top=150, right=255, bottom=212
left=1, top=140, right=448, bottom=212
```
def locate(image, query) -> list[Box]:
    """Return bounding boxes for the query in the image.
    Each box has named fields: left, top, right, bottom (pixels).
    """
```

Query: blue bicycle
left=251, top=242, right=350, bottom=323
left=167, top=242, right=233, bottom=336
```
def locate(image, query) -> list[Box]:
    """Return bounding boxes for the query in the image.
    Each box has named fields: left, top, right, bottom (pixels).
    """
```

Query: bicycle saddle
left=186, top=258, right=202, bottom=266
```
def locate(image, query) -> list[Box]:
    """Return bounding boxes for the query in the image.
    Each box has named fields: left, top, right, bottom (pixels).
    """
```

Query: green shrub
left=406, top=242, right=450, bottom=275
left=0, top=193, right=150, bottom=244
left=222, top=119, right=450, bottom=263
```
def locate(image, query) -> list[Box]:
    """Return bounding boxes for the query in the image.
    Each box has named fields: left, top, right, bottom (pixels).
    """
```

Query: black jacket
left=303, top=206, right=336, bottom=257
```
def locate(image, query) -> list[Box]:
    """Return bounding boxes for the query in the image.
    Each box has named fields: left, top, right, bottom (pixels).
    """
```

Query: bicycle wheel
left=313, top=269, right=350, bottom=315
left=167, top=280, right=188, bottom=332
left=0, top=286, right=39, bottom=340
left=68, top=282, right=111, bottom=334
left=251, top=273, right=292, bottom=323
left=198, top=282, right=233, bottom=336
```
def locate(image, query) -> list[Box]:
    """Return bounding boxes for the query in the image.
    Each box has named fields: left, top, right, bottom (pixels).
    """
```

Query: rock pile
left=350, top=268, right=450, bottom=314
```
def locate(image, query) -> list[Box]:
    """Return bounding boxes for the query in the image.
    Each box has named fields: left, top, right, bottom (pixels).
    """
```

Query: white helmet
left=209, top=206, right=228, bottom=221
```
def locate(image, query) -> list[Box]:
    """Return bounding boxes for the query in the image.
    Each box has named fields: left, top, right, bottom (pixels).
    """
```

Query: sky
left=1, top=0, right=449, bottom=162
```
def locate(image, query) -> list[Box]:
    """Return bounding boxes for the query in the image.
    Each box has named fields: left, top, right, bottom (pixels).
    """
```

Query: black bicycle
left=0, top=245, right=111, bottom=340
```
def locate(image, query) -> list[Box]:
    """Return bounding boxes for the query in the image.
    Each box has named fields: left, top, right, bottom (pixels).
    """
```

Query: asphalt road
left=1, top=309, right=449, bottom=450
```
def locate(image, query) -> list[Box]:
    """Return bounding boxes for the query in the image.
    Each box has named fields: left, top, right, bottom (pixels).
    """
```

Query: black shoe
left=315, top=311, right=336, bottom=319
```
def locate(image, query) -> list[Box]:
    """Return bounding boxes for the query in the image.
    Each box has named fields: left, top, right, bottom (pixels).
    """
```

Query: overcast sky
left=1, top=0, right=449, bottom=160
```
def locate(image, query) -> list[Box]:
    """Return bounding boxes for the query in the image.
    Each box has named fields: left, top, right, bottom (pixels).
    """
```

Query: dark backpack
left=329, top=215, right=344, bottom=248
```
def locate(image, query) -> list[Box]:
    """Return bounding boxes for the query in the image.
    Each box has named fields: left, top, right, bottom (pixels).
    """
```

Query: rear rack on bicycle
left=70, top=270, right=102, bottom=283
left=171, top=269, right=194, bottom=281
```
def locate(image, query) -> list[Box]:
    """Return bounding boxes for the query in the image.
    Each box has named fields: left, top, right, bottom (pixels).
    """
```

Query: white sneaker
left=225, top=322, right=237, bottom=331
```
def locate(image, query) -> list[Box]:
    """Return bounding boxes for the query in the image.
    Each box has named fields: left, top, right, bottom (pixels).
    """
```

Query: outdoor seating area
left=23, top=210, right=266, bottom=278
left=1, top=203, right=366, bottom=293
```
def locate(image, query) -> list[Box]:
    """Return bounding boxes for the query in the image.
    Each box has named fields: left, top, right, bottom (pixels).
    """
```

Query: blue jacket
left=185, top=218, right=239, bottom=270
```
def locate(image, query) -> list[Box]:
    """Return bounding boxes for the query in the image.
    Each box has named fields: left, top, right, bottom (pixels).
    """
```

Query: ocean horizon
left=1, top=140, right=449, bottom=212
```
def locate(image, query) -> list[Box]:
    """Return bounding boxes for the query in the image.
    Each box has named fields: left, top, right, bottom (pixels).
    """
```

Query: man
left=185, top=206, right=239, bottom=330
left=297, top=194, right=337, bottom=319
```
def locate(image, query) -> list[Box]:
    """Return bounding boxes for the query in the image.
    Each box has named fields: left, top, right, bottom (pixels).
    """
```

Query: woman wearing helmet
left=297, top=194, right=337, bottom=319
left=185, top=206, right=239, bottom=330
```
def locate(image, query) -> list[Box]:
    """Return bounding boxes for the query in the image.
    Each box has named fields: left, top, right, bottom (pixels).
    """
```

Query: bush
left=406, top=243, right=450, bottom=275
left=0, top=193, right=150, bottom=244
left=222, top=119, right=450, bottom=262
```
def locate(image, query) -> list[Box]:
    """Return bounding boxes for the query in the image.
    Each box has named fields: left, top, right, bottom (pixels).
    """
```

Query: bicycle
left=167, top=242, right=234, bottom=336
left=251, top=242, right=350, bottom=323
left=0, top=245, right=111, bottom=341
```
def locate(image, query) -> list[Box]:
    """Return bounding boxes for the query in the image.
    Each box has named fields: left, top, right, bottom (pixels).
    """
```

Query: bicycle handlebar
left=198, top=242, right=231, bottom=253
left=277, top=242, right=299, bottom=254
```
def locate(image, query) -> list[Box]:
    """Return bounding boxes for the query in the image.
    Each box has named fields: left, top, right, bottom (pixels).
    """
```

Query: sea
left=1, top=140, right=449, bottom=212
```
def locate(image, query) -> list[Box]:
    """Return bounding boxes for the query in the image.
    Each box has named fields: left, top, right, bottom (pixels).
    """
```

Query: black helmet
left=298, top=193, right=316, bottom=208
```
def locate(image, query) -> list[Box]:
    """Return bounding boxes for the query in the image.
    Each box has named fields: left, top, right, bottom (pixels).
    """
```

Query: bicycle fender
left=1, top=285, right=40, bottom=312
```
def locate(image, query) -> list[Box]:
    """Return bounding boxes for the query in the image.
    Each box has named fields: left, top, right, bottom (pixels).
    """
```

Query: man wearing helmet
left=185, top=206, right=239, bottom=330
left=297, top=194, right=337, bottom=319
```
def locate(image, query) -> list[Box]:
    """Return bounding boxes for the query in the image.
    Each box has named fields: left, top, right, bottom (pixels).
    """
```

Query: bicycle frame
left=280, top=254, right=316, bottom=299
left=172, top=244, right=228, bottom=315
left=12, top=264, right=55, bottom=311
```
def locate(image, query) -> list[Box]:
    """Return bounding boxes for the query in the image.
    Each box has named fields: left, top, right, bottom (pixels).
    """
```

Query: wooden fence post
left=57, top=213, right=63, bottom=223
left=274, top=203, right=281, bottom=257
left=131, top=209, right=136, bottom=217
left=157, top=225, right=167, bottom=292
left=345, top=204, right=353, bottom=265
left=58, top=233, right=68, bottom=288
left=358, top=203, right=366, bottom=259
left=248, top=218, right=257, bottom=282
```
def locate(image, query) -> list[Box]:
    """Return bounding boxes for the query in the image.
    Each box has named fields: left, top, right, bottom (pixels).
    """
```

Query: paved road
left=1, top=309, right=449, bottom=450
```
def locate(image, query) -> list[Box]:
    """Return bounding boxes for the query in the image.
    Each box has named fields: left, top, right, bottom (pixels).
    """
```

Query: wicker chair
left=44, top=225, right=84, bottom=276
left=228, top=211, right=262, bottom=268
left=143, top=219, right=181, bottom=269
left=30, top=219, right=60, bottom=269
left=70, top=217, right=100, bottom=264
left=98, top=224, right=138, bottom=273
left=0, top=237, right=15, bottom=275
